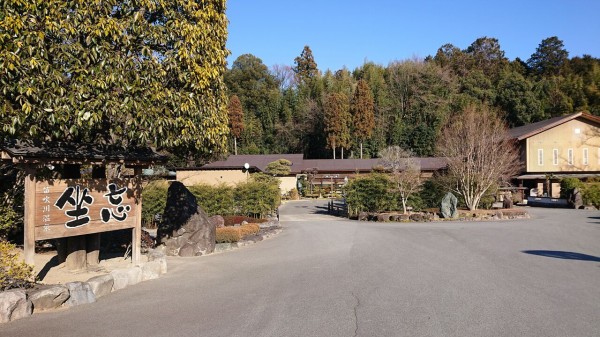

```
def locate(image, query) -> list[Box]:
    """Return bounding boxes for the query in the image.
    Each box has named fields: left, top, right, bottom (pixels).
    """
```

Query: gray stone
left=147, top=250, right=168, bottom=274
left=409, top=213, right=424, bottom=222
left=0, top=289, right=32, bottom=323
left=64, top=282, right=96, bottom=307
left=28, top=285, right=69, bottom=311
left=157, top=182, right=216, bottom=256
left=215, top=243, right=234, bottom=252
left=241, top=220, right=248, bottom=226
left=440, top=192, right=459, bottom=219
left=86, top=274, right=114, bottom=298
left=209, top=215, right=225, bottom=228
left=111, top=267, right=142, bottom=291
left=140, top=261, right=162, bottom=281
left=358, top=212, right=369, bottom=221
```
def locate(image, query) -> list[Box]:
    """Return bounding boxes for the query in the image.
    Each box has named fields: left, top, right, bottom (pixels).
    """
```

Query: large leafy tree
left=351, top=79, right=375, bottom=158
left=0, top=0, right=230, bottom=160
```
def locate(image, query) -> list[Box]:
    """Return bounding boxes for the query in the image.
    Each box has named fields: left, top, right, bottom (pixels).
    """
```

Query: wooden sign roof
left=1, top=140, right=167, bottom=166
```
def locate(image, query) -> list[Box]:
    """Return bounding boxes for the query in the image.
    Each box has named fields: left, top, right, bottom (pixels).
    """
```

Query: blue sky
left=225, top=0, right=600, bottom=72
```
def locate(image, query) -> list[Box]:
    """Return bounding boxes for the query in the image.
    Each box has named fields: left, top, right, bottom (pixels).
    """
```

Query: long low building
left=176, top=154, right=448, bottom=194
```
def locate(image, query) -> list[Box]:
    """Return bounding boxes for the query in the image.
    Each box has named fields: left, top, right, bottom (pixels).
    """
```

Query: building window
left=538, top=149, right=543, bottom=166
left=553, top=149, right=558, bottom=165
left=568, top=148, right=574, bottom=165
left=583, top=148, right=589, bottom=166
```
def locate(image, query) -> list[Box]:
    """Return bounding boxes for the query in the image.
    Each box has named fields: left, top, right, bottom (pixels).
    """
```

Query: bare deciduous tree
left=379, top=146, right=422, bottom=214
left=437, top=105, right=520, bottom=210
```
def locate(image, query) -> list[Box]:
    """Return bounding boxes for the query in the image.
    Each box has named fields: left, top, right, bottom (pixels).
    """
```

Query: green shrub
left=0, top=204, right=18, bottom=240
left=0, top=241, right=34, bottom=290
left=345, top=173, right=398, bottom=217
left=417, top=178, right=447, bottom=209
left=560, top=177, right=583, bottom=199
left=583, top=183, right=600, bottom=208
left=189, top=183, right=235, bottom=216
left=141, top=180, right=169, bottom=228
left=234, top=173, right=280, bottom=218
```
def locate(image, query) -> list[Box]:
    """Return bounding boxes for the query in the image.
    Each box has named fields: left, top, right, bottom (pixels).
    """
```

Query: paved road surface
left=2, top=200, right=600, bottom=336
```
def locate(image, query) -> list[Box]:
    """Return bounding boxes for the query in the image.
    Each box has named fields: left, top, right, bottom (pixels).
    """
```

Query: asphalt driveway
left=2, top=200, right=599, bottom=337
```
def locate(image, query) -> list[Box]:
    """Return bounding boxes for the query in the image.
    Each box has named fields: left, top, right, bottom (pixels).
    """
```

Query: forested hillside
left=225, top=36, right=600, bottom=159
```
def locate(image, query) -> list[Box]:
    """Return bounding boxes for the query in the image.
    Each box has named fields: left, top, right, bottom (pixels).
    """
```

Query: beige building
left=509, top=112, right=600, bottom=198
left=176, top=154, right=448, bottom=196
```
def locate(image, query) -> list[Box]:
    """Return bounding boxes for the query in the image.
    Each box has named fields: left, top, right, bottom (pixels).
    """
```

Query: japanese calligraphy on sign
left=34, top=179, right=138, bottom=240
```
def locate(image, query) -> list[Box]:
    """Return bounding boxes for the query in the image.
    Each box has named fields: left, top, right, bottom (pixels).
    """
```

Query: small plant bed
left=214, top=224, right=282, bottom=253
left=356, top=208, right=529, bottom=222
left=222, top=216, right=268, bottom=227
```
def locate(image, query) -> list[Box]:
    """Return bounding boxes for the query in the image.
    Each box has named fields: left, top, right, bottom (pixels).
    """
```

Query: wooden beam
left=132, top=168, right=143, bottom=265
left=23, top=165, right=37, bottom=266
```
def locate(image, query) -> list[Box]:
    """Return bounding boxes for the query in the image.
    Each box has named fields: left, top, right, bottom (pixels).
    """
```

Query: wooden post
left=87, top=165, right=106, bottom=266
left=62, top=164, right=87, bottom=270
left=23, top=165, right=37, bottom=266
left=132, top=167, right=142, bottom=265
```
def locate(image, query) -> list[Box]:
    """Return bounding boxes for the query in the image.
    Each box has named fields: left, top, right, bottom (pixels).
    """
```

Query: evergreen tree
left=227, top=95, right=244, bottom=155
left=528, top=36, right=569, bottom=77
left=351, top=80, right=375, bottom=158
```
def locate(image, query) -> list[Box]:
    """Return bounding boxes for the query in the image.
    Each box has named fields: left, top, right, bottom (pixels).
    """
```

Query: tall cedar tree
left=436, top=105, right=520, bottom=210
left=228, top=95, right=244, bottom=155
left=323, top=93, right=351, bottom=159
left=293, top=46, right=319, bottom=85
left=0, top=0, right=230, bottom=161
left=351, top=79, right=375, bottom=158
left=527, top=36, right=569, bottom=77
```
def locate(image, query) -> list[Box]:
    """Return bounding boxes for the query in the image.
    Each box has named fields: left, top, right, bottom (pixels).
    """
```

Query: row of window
left=537, top=148, right=590, bottom=166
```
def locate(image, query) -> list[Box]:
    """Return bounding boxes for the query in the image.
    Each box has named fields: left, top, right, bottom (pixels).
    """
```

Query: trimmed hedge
left=188, top=183, right=235, bottom=216
left=215, top=224, right=261, bottom=243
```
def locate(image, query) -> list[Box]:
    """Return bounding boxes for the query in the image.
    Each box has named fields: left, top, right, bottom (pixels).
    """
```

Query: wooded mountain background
left=225, top=37, right=600, bottom=159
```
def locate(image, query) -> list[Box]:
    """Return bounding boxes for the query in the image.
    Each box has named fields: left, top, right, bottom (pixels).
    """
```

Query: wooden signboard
left=34, top=179, right=138, bottom=240
left=23, top=176, right=143, bottom=265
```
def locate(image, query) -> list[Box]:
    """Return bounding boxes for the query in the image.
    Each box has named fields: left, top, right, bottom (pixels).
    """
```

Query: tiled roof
left=508, top=112, right=600, bottom=140
left=200, top=154, right=305, bottom=173
left=194, top=154, right=448, bottom=175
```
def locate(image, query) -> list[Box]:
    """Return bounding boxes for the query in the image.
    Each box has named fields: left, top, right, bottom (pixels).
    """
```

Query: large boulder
left=28, top=285, right=69, bottom=311
left=157, top=182, right=216, bottom=256
left=440, top=192, right=459, bottom=219
left=86, top=275, right=114, bottom=298
left=208, top=215, right=225, bottom=228
left=63, top=282, right=96, bottom=307
left=0, top=289, right=32, bottom=323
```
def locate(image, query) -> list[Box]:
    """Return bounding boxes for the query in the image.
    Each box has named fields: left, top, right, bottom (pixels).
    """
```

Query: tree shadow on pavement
left=522, top=250, right=600, bottom=262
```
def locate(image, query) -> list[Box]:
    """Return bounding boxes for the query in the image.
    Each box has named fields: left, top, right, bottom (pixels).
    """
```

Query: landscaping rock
left=358, top=212, right=368, bottom=221
left=0, top=289, right=32, bottom=323
left=63, top=282, right=95, bottom=307
left=111, top=267, right=142, bottom=291
left=28, top=285, right=69, bottom=311
left=157, top=182, right=216, bottom=256
left=140, top=261, right=162, bottom=281
left=147, top=250, right=168, bottom=274
left=209, top=215, right=225, bottom=228
left=398, top=214, right=410, bottom=221
left=409, top=213, right=425, bottom=222
left=86, top=275, right=114, bottom=298
left=440, top=192, right=459, bottom=218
